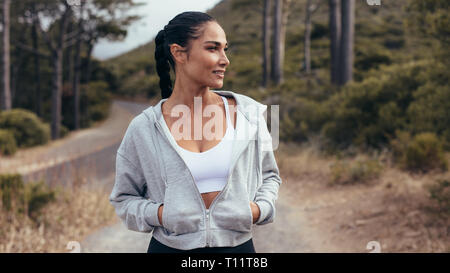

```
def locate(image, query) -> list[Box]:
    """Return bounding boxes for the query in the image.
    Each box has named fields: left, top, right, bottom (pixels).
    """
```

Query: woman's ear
left=170, top=43, right=188, bottom=64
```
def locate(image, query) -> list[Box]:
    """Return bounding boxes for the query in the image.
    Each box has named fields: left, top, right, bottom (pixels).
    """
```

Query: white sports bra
left=162, top=95, right=235, bottom=194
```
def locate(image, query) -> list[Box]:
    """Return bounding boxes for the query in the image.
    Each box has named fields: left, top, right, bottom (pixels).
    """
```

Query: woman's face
left=175, top=21, right=230, bottom=89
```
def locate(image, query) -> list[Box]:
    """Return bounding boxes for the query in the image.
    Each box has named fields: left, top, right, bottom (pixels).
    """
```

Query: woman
left=109, top=11, right=282, bottom=253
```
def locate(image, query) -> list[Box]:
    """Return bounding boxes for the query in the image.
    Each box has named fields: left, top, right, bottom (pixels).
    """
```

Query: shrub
left=0, top=174, right=24, bottom=212
left=311, top=23, right=329, bottom=40
left=390, top=131, right=448, bottom=172
left=355, top=46, right=392, bottom=71
left=80, top=81, right=112, bottom=126
left=0, top=109, right=50, bottom=148
left=0, top=129, right=17, bottom=156
left=329, top=157, right=383, bottom=185
left=0, top=173, right=56, bottom=222
left=427, top=179, right=450, bottom=216
left=405, top=132, right=448, bottom=172
left=22, top=180, right=56, bottom=222
left=321, top=59, right=450, bottom=151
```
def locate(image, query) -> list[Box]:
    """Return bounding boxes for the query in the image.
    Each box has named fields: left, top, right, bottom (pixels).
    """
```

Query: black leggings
left=147, top=236, right=256, bottom=253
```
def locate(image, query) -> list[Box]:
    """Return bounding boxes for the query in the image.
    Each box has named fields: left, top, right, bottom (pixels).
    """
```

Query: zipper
left=204, top=151, right=237, bottom=215
left=154, top=121, right=209, bottom=246
left=205, top=209, right=210, bottom=247
left=153, top=107, right=246, bottom=247
left=206, top=101, right=242, bottom=214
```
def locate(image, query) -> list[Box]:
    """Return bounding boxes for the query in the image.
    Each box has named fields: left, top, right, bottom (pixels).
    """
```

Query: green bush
left=329, top=158, right=383, bottom=185
left=0, top=173, right=23, bottom=212
left=0, top=108, right=50, bottom=148
left=0, top=173, right=56, bottom=222
left=405, top=132, right=448, bottom=172
left=355, top=46, right=392, bottom=71
left=406, top=62, right=450, bottom=148
left=390, top=131, right=448, bottom=172
left=311, top=23, right=329, bottom=40
left=80, top=81, right=112, bottom=126
left=23, top=180, right=56, bottom=221
left=321, top=59, right=449, bottom=151
left=427, top=178, right=450, bottom=216
left=0, top=129, right=17, bottom=156
left=118, top=75, right=159, bottom=98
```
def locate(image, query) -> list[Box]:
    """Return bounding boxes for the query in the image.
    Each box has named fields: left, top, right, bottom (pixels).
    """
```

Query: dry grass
left=276, top=139, right=450, bottom=252
left=0, top=158, right=117, bottom=253
left=276, top=140, right=334, bottom=179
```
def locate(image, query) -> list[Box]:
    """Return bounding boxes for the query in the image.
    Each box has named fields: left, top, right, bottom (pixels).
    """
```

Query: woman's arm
left=109, top=152, right=164, bottom=232
left=253, top=106, right=282, bottom=225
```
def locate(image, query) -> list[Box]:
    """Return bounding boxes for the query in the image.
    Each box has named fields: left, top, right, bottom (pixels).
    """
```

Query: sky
left=92, top=0, right=223, bottom=61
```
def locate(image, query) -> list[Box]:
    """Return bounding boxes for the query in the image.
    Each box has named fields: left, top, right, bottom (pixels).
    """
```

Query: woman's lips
left=213, top=70, right=225, bottom=79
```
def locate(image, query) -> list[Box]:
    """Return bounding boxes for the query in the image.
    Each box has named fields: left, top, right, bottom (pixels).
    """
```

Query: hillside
left=101, top=0, right=449, bottom=155
left=102, top=0, right=424, bottom=97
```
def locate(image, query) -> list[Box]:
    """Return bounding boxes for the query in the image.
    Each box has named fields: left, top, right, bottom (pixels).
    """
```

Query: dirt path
left=0, top=100, right=144, bottom=175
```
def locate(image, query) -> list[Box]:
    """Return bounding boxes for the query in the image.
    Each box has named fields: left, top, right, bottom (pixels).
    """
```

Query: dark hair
left=154, top=11, right=216, bottom=99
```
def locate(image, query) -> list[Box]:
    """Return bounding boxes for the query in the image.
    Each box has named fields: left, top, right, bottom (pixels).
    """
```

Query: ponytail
left=155, top=29, right=173, bottom=99
left=154, top=12, right=216, bottom=99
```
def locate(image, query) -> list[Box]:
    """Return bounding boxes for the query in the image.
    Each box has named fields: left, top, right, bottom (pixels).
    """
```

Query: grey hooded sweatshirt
left=109, top=90, right=282, bottom=250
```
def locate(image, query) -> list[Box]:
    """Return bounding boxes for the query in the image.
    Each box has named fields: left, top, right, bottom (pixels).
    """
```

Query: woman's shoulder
left=216, top=90, right=267, bottom=112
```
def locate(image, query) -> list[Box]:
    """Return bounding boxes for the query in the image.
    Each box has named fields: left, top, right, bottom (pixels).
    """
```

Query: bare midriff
left=201, top=192, right=221, bottom=209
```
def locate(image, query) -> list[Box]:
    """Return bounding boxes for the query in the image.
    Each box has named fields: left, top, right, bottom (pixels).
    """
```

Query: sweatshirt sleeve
left=109, top=117, right=163, bottom=233
left=254, top=106, right=282, bottom=225
left=109, top=152, right=163, bottom=232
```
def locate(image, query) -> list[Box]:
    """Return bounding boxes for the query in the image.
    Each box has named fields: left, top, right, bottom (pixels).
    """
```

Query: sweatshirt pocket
left=211, top=195, right=253, bottom=233
left=161, top=183, right=203, bottom=236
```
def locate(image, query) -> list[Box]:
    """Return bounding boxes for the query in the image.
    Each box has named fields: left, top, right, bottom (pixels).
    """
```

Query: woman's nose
left=220, top=52, right=230, bottom=67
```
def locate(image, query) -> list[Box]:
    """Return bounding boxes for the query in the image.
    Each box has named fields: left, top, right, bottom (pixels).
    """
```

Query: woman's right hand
left=158, top=204, right=164, bottom=226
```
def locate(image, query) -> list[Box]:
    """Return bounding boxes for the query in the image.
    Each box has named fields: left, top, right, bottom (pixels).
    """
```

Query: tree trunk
left=51, top=50, right=63, bottom=140
left=271, top=0, right=283, bottom=85
left=31, top=2, right=42, bottom=117
left=73, top=2, right=85, bottom=130
left=329, top=0, right=341, bottom=85
left=66, top=20, right=74, bottom=95
left=262, top=0, right=271, bottom=88
left=51, top=6, right=71, bottom=140
left=338, top=0, right=354, bottom=86
left=83, top=40, right=94, bottom=83
left=1, top=0, right=11, bottom=111
left=279, top=0, right=291, bottom=84
left=304, top=0, right=313, bottom=75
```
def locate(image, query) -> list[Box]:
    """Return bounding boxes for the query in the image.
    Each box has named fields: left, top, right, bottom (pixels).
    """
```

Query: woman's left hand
left=250, top=201, right=261, bottom=224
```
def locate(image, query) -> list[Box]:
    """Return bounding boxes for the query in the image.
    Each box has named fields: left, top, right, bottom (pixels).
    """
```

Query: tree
left=304, top=0, right=322, bottom=75
left=271, top=0, right=291, bottom=86
left=279, top=0, right=292, bottom=84
left=1, top=0, right=11, bottom=111
left=338, top=0, right=354, bottom=85
left=262, top=0, right=271, bottom=88
left=328, top=0, right=340, bottom=84
left=12, top=0, right=142, bottom=138
left=271, top=0, right=282, bottom=85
